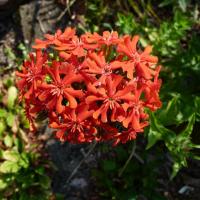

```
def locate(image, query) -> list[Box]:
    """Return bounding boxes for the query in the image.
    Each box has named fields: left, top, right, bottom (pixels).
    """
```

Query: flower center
left=50, top=84, right=64, bottom=96
left=102, top=64, right=112, bottom=75
left=131, top=53, right=140, bottom=63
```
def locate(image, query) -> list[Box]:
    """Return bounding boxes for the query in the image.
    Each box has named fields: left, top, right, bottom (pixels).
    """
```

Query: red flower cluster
left=16, top=27, right=162, bottom=145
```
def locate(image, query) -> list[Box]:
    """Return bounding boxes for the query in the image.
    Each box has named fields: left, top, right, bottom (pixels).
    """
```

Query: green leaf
left=0, top=149, right=3, bottom=158
left=0, top=109, right=7, bottom=118
left=3, top=78, right=13, bottom=88
left=0, top=121, right=6, bottom=138
left=190, top=144, right=200, bottom=149
left=146, top=112, right=176, bottom=149
left=18, top=193, right=27, bottom=200
left=171, top=162, right=182, bottom=180
left=0, top=160, right=21, bottom=173
left=39, top=175, right=51, bottom=189
left=165, top=115, right=196, bottom=179
left=146, top=128, right=162, bottom=150
left=45, top=74, right=53, bottom=84
left=35, top=167, right=45, bottom=175
left=191, top=155, right=200, bottom=160
left=54, top=193, right=65, bottom=200
left=4, top=46, right=16, bottom=61
left=0, top=179, right=8, bottom=190
left=102, top=160, right=116, bottom=171
left=6, top=113, right=15, bottom=127
left=4, top=134, right=13, bottom=148
left=178, top=0, right=188, bottom=12
left=116, top=13, right=137, bottom=35
left=174, top=114, right=195, bottom=148
left=159, top=0, right=173, bottom=7
left=2, top=150, right=20, bottom=162
left=146, top=112, right=161, bottom=149
left=195, top=96, right=200, bottom=121
left=7, top=86, right=18, bottom=109
left=179, top=114, right=195, bottom=138
left=157, top=96, right=181, bottom=125
left=19, top=153, right=29, bottom=168
left=18, top=43, right=28, bottom=59
left=14, top=138, right=23, bottom=152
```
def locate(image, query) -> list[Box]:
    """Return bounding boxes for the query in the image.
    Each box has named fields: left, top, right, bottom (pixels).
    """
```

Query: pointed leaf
left=146, top=112, right=176, bottom=149
left=6, top=113, right=15, bottom=127
left=0, top=109, right=7, bottom=118
left=157, top=96, right=181, bottom=126
left=0, top=160, right=21, bottom=173
left=0, top=179, right=8, bottom=190
left=0, top=121, right=6, bottom=138
left=178, top=0, right=188, bottom=12
left=4, top=134, right=13, bottom=148
left=7, top=86, right=18, bottom=109
left=170, top=162, right=181, bottom=180
left=179, top=114, right=195, bottom=138
left=2, top=150, right=20, bottom=162
left=19, top=153, right=29, bottom=168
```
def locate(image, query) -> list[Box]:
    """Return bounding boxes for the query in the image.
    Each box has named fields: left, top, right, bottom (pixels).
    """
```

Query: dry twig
left=52, top=0, right=76, bottom=23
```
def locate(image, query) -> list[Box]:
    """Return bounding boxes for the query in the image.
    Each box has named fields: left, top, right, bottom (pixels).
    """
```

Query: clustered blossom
left=16, top=27, right=162, bottom=145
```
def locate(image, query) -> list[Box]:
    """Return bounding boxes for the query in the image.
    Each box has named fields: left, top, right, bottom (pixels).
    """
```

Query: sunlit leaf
left=0, top=121, right=6, bottom=138
left=178, top=0, right=188, bottom=12
left=0, top=109, right=7, bottom=118
left=6, top=113, right=15, bottom=127
left=7, top=86, right=18, bottom=109
left=0, top=160, right=21, bottom=173
left=179, top=114, right=195, bottom=138
left=157, top=96, right=180, bottom=125
left=0, top=179, right=8, bottom=190
left=19, top=153, right=29, bottom=168
left=4, top=134, right=13, bottom=148
left=146, top=112, right=176, bottom=149
left=159, top=0, right=174, bottom=7
left=4, top=46, right=16, bottom=61
left=2, top=150, right=20, bottom=162
left=171, top=162, right=181, bottom=180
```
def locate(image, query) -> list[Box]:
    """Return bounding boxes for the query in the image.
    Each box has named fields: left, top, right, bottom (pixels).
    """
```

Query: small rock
left=70, top=178, right=88, bottom=189
left=178, top=185, right=194, bottom=195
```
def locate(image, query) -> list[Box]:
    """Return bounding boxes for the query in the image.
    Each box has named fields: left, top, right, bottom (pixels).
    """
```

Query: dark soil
left=0, top=1, right=200, bottom=200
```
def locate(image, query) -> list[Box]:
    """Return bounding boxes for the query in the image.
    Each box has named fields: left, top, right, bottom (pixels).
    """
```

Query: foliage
left=92, top=143, right=166, bottom=200
left=0, top=75, right=53, bottom=199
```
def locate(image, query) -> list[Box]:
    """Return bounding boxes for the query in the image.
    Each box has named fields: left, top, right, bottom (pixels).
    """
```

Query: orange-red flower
left=16, top=50, right=47, bottom=100
left=122, top=86, right=149, bottom=131
left=98, top=31, right=120, bottom=46
left=16, top=28, right=162, bottom=145
left=117, top=35, right=158, bottom=79
left=83, top=51, right=122, bottom=85
left=38, top=61, right=84, bottom=113
left=33, top=27, right=75, bottom=49
left=49, top=104, right=97, bottom=143
left=86, top=75, right=134, bottom=123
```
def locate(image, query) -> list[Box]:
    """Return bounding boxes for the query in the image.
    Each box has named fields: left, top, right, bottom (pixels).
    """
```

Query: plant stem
left=118, top=141, right=136, bottom=177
